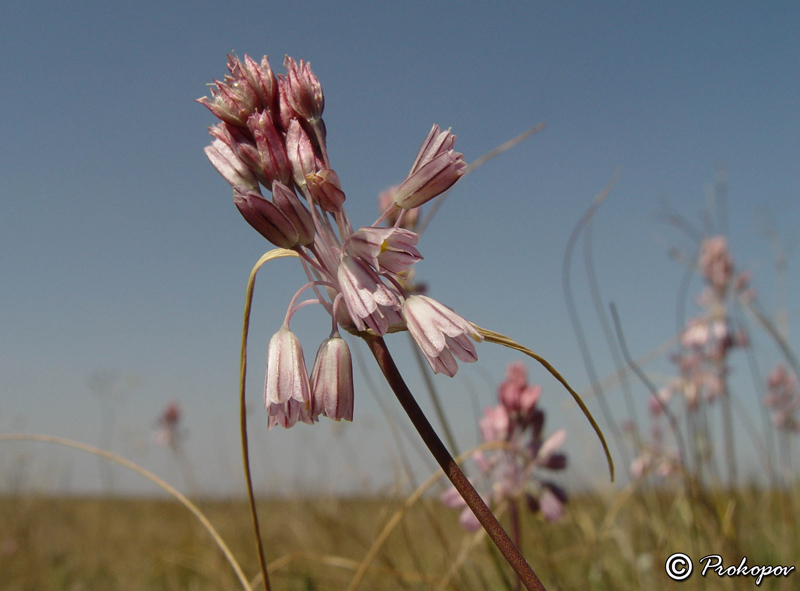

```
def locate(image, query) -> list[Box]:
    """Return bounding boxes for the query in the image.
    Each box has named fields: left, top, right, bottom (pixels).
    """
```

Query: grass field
left=1, top=485, right=797, bottom=591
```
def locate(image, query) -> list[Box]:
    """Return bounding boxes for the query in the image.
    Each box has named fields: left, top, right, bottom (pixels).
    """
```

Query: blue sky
left=2, top=1, right=799, bottom=495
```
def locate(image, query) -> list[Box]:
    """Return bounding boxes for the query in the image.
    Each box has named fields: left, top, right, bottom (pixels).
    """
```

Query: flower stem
left=363, top=333, right=547, bottom=591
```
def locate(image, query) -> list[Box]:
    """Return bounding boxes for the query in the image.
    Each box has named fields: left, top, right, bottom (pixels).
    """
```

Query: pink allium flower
left=154, top=401, right=183, bottom=449
left=283, top=56, right=324, bottom=122
left=402, top=295, right=482, bottom=377
left=204, top=138, right=258, bottom=189
left=444, top=362, right=569, bottom=527
left=480, top=405, right=510, bottom=442
left=200, top=55, right=476, bottom=427
left=349, top=227, right=422, bottom=277
left=265, top=326, right=311, bottom=407
left=393, top=125, right=467, bottom=209
left=310, top=335, right=354, bottom=421
left=337, top=255, right=402, bottom=335
left=233, top=186, right=300, bottom=249
left=765, top=364, right=800, bottom=432
left=699, top=236, right=733, bottom=292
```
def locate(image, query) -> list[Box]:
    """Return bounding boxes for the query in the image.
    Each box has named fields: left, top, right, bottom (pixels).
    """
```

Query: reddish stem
left=364, top=334, right=547, bottom=591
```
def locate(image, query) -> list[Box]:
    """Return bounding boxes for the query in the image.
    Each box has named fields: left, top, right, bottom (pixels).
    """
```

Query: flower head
left=201, top=55, right=476, bottom=427
left=444, top=362, right=569, bottom=526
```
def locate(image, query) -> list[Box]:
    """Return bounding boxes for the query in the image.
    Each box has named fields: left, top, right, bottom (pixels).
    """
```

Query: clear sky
left=2, top=1, right=799, bottom=496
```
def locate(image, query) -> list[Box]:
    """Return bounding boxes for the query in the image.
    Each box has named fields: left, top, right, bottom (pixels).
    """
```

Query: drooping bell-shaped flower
left=337, top=256, right=402, bottom=335
left=310, top=335, right=354, bottom=421
left=265, top=326, right=311, bottom=406
left=402, top=295, right=482, bottom=377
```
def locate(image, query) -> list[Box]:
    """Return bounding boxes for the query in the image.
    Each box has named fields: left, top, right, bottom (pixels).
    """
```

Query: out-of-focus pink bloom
left=440, top=485, right=482, bottom=531
left=480, top=405, right=510, bottom=442
left=765, top=364, right=800, bottom=432
left=535, top=429, right=567, bottom=468
left=155, top=401, right=183, bottom=449
left=699, top=236, right=733, bottom=292
left=402, top=295, right=482, bottom=377
left=444, top=361, right=569, bottom=527
left=538, top=484, right=567, bottom=523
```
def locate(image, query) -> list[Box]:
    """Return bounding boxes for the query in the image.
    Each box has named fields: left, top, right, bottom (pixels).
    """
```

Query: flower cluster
left=199, top=55, right=479, bottom=428
left=663, top=237, right=749, bottom=410
left=764, top=364, right=800, bottom=433
left=442, top=362, right=568, bottom=529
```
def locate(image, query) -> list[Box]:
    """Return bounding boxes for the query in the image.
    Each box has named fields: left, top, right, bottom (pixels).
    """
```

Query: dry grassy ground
left=1, top=487, right=797, bottom=591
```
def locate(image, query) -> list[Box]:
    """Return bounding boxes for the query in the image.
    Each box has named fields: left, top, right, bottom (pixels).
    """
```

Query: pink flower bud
left=248, top=111, right=292, bottom=186
left=283, top=56, right=325, bottom=122
left=393, top=125, right=466, bottom=209
left=233, top=186, right=299, bottom=249
left=285, top=119, right=322, bottom=189
left=271, top=181, right=315, bottom=246
left=699, top=236, right=733, bottom=291
left=310, top=336, right=354, bottom=421
left=204, top=138, right=258, bottom=189
left=197, top=76, right=259, bottom=127
left=393, top=151, right=466, bottom=209
left=241, top=54, right=279, bottom=113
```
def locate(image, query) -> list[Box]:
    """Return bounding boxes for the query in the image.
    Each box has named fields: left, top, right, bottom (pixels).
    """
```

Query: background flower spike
left=474, top=324, right=615, bottom=481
